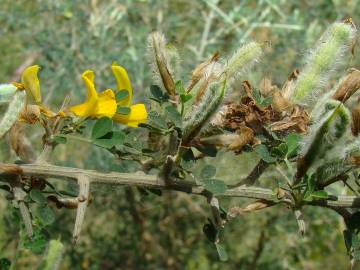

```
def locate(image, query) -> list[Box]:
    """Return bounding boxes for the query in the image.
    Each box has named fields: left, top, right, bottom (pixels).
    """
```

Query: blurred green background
left=0, top=0, right=360, bottom=269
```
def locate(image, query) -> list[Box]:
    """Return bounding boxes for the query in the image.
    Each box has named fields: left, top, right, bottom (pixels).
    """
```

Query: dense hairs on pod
left=291, top=22, right=356, bottom=105
left=182, top=80, right=226, bottom=143
left=297, top=100, right=350, bottom=179
left=223, top=41, right=262, bottom=81
left=0, top=84, right=17, bottom=104
left=0, top=90, right=26, bottom=138
left=147, top=31, right=178, bottom=96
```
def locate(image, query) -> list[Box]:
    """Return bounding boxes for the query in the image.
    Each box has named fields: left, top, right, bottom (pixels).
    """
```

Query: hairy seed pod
left=0, top=91, right=26, bottom=138
left=0, top=84, right=17, bottom=103
left=182, top=81, right=226, bottom=144
left=332, top=68, right=360, bottom=102
left=148, top=31, right=177, bottom=96
left=292, top=21, right=356, bottom=105
left=38, top=239, right=64, bottom=270
left=297, top=100, right=350, bottom=179
left=224, top=42, right=262, bottom=81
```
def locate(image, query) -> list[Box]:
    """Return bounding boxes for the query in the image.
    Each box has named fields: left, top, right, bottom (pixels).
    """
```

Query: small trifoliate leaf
left=37, top=206, right=55, bottom=226
left=254, top=144, right=276, bottom=163
left=116, top=106, right=131, bottom=115
left=115, top=90, right=129, bottom=101
left=215, top=243, right=229, bottom=262
left=91, top=117, right=113, bottom=139
left=200, top=165, right=217, bottom=179
left=202, top=179, right=227, bottom=194
left=30, top=188, right=46, bottom=205
left=165, top=105, right=182, bottom=127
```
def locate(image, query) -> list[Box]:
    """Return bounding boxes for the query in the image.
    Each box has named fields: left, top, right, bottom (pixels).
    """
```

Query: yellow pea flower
left=69, top=70, right=117, bottom=118
left=111, top=64, right=148, bottom=127
left=21, top=65, right=42, bottom=104
left=12, top=65, right=42, bottom=104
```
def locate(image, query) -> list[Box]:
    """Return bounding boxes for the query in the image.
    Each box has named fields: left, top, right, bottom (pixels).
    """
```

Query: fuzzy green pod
left=292, top=22, right=356, bottom=104
left=0, top=90, right=25, bottom=138
left=297, top=100, right=350, bottom=179
left=37, top=240, right=64, bottom=270
left=224, top=42, right=262, bottom=80
left=0, top=84, right=17, bottom=103
left=182, top=80, right=226, bottom=143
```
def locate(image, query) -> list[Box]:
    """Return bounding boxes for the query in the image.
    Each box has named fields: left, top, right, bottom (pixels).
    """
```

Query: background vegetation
left=1, top=0, right=360, bottom=269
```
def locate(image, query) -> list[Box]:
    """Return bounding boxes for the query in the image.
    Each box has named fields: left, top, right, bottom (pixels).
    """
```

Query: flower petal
left=82, top=70, right=97, bottom=102
left=113, top=103, right=147, bottom=127
left=96, top=89, right=117, bottom=118
left=21, top=65, right=41, bottom=104
left=111, top=64, right=132, bottom=107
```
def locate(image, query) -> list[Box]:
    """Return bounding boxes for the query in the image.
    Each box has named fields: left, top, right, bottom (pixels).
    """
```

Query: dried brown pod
left=332, top=68, right=360, bottom=102
left=282, top=69, right=299, bottom=100
left=259, top=77, right=274, bottom=96
left=271, top=89, right=291, bottom=112
left=9, top=121, right=35, bottom=162
left=270, top=106, right=309, bottom=133
left=228, top=199, right=273, bottom=219
left=187, top=52, right=220, bottom=93
left=351, top=100, right=360, bottom=136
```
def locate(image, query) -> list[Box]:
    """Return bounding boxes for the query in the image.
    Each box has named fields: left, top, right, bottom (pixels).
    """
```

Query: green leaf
left=117, top=106, right=131, bottom=115
left=203, top=221, right=217, bottom=243
left=52, top=135, right=67, bottom=144
left=194, top=145, right=218, bottom=157
left=0, top=258, right=11, bottom=270
left=148, top=111, right=168, bottom=129
left=215, top=243, right=229, bottom=261
left=30, top=188, right=46, bottom=205
left=91, top=117, right=113, bottom=139
left=285, top=133, right=301, bottom=156
left=202, top=179, right=227, bottom=194
left=175, top=80, right=185, bottom=94
left=37, top=206, right=55, bottom=226
left=200, top=165, right=216, bottom=179
left=115, top=90, right=129, bottom=101
left=254, top=144, right=276, bottom=163
left=180, top=93, right=192, bottom=103
left=347, top=212, right=360, bottom=232
left=150, top=85, right=168, bottom=103
left=23, top=228, right=49, bottom=254
left=93, top=131, right=125, bottom=149
left=165, top=105, right=182, bottom=127
left=271, top=143, right=288, bottom=159
left=253, top=88, right=272, bottom=107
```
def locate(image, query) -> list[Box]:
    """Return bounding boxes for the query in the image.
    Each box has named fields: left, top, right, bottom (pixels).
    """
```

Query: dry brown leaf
left=270, top=106, right=309, bottom=133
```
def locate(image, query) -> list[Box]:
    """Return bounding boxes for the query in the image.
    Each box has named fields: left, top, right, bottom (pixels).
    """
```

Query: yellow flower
left=111, top=64, right=147, bottom=127
left=69, top=70, right=117, bottom=118
left=21, top=65, right=42, bottom=104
